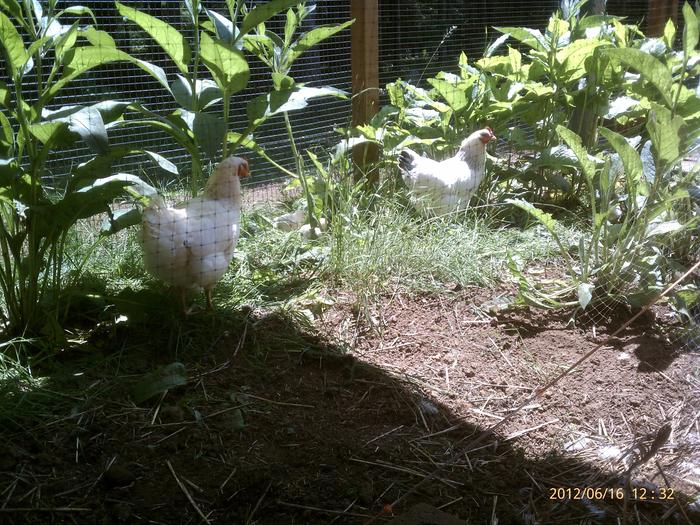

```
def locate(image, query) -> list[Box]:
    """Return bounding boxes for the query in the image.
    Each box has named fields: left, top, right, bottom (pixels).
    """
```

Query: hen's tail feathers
left=398, top=149, right=417, bottom=175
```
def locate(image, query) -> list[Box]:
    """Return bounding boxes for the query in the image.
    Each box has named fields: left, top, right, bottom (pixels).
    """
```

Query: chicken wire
left=18, top=0, right=353, bottom=203
left=4, top=1, right=678, bottom=200
left=2, top=1, right=696, bottom=335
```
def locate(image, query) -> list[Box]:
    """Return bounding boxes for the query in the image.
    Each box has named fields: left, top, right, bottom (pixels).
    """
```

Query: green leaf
left=240, top=0, right=299, bottom=36
left=183, top=0, right=198, bottom=26
left=90, top=100, right=131, bottom=123
left=29, top=121, right=75, bottom=148
left=115, top=1, right=190, bottom=74
left=427, top=78, right=469, bottom=112
left=143, top=151, right=179, bottom=175
left=60, top=107, right=108, bottom=153
left=0, top=0, right=25, bottom=25
left=577, top=283, right=594, bottom=310
left=199, top=31, right=250, bottom=94
left=170, top=75, right=222, bottom=111
left=247, top=85, right=347, bottom=126
left=289, top=20, right=354, bottom=63
left=646, top=102, right=685, bottom=169
left=55, top=22, right=79, bottom=61
left=0, top=10, right=27, bottom=78
left=206, top=8, right=240, bottom=48
left=557, top=39, right=607, bottom=80
left=599, top=127, right=643, bottom=191
left=0, top=80, right=9, bottom=108
left=42, top=47, right=170, bottom=106
left=272, top=73, right=295, bottom=91
left=663, top=19, right=676, bottom=48
left=682, top=1, right=699, bottom=57
left=0, top=110, right=13, bottom=154
left=132, top=362, right=187, bottom=404
left=82, top=26, right=116, bottom=48
left=646, top=219, right=685, bottom=237
left=284, top=7, right=297, bottom=47
left=192, top=112, right=226, bottom=159
left=484, top=33, right=510, bottom=57
left=506, top=198, right=559, bottom=237
left=57, top=5, right=97, bottom=25
left=555, top=125, right=596, bottom=182
left=495, top=26, right=548, bottom=52
left=603, top=48, right=674, bottom=108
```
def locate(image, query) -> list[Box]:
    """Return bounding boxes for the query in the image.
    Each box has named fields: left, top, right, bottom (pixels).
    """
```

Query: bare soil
left=1, top=287, right=698, bottom=524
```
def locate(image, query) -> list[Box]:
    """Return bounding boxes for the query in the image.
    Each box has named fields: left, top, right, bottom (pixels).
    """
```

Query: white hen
left=140, top=156, right=249, bottom=313
left=398, top=127, right=496, bottom=216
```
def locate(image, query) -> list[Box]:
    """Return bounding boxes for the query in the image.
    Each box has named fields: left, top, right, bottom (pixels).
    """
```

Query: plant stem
left=284, top=112, right=318, bottom=230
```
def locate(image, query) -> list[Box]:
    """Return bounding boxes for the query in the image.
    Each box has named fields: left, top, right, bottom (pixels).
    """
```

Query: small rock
left=103, top=464, right=136, bottom=488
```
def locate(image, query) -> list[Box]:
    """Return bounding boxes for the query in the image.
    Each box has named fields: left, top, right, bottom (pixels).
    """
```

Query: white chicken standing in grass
left=398, top=127, right=496, bottom=216
left=140, top=156, right=249, bottom=314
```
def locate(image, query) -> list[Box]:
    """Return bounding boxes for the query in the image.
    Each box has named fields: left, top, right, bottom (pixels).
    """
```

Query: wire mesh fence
left=0, top=0, right=696, bottom=338
left=4, top=1, right=682, bottom=198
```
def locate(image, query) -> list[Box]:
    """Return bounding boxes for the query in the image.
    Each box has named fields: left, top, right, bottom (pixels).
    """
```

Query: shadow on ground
left=0, top=290, right=697, bottom=524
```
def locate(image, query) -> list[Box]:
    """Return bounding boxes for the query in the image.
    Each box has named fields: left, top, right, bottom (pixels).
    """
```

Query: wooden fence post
left=646, top=0, right=679, bottom=37
left=351, top=0, right=379, bottom=185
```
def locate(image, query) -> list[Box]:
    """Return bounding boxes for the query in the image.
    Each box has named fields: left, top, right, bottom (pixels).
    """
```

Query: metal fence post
left=351, top=0, right=379, bottom=185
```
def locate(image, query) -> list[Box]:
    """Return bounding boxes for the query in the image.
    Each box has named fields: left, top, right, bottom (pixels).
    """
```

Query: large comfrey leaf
left=427, top=77, right=472, bottom=112
left=42, top=105, right=108, bottom=153
left=598, top=127, right=645, bottom=194
left=603, top=48, right=674, bottom=108
left=555, top=125, right=597, bottom=183
left=646, top=102, right=686, bottom=170
left=199, top=31, right=250, bottom=94
left=205, top=8, right=240, bottom=48
left=41, top=47, right=170, bottom=106
left=115, top=1, right=191, bottom=74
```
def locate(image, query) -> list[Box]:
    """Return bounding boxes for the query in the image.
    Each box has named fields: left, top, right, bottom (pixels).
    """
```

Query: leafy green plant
left=502, top=1, right=700, bottom=311
left=0, top=0, right=164, bottom=337
left=116, top=0, right=351, bottom=203
left=244, top=1, right=352, bottom=232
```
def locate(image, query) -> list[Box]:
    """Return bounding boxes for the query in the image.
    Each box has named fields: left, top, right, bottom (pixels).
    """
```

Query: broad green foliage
left=0, top=0, right=352, bottom=341
left=115, top=1, right=191, bottom=74
left=360, top=0, right=698, bottom=312
left=243, top=2, right=352, bottom=233
left=119, top=0, right=351, bottom=195
left=0, top=0, right=162, bottom=337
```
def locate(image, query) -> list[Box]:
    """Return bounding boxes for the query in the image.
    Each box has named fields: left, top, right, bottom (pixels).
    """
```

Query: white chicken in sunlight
left=140, top=156, right=249, bottom=313
left=398, top=127, right=496, bottom=216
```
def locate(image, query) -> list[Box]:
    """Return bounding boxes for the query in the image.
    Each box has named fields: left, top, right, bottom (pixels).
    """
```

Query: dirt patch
left=1, top=288, right=698, bottom=524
